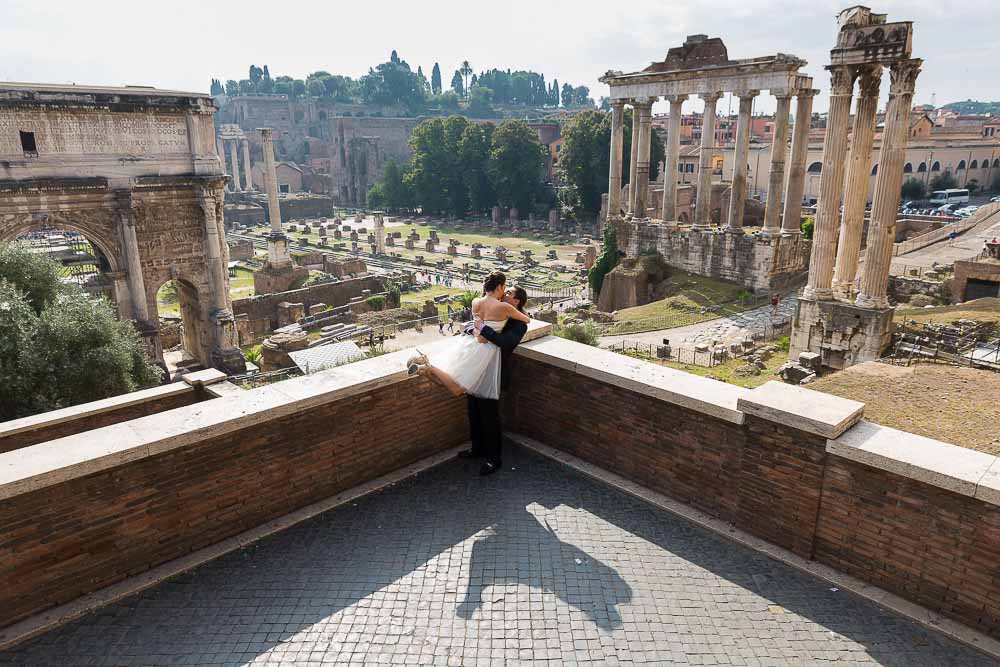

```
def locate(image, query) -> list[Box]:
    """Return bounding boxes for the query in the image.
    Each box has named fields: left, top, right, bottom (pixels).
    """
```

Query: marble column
left=198, top=188, right=231, bottom=316
left=661, top=95, right=686, bottom=222
left=228, top=140, right=242, bottom=191
left=115, top=191, right=151, bottom=324
left=803, top=65, right=856, bottom=300
left=726, top=90, right=758, bottom=232
left=260, top=128, right=292, bottom=268
left=692, top=92, right=722, bottom=229
left=781, top=89, right=816, bottom=236
left=607, top=100, right=626, bottom=221
left=832, top=66, right=882, bottom=299
left=633, top=98, right=654, bottom=219
left=856, top=60, right=922, bottom=309
left=762, top=92, right=792, bottom=235
left=241, top=138, right=253, bottom=192
left=627, top=102, right=640, bottom=217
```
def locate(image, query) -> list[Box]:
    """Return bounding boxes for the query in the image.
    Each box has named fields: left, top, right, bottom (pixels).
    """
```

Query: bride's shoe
left=406, top=351, right=428, bottom=376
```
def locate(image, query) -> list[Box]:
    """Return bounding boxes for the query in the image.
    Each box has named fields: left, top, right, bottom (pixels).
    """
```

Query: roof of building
left=0, top=81, right=209, bottom=98
left=288, top=341, right=363, bottom=374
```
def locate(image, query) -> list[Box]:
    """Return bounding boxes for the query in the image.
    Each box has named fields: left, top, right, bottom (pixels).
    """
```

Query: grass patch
left=602, top=271, right=755, bottom=335
left=808, top=362, right=1000, bottom=455
left=229, top=267, right=255, bottom=299
left=400, top=284, right=469, bottom=316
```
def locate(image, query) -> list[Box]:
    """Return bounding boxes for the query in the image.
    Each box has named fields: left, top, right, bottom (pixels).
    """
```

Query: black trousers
left=467, top=395, right=502, bottom=466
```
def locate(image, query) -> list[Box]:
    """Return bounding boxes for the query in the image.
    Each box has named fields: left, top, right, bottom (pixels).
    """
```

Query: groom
left=458, top=286, right=529, bottom=476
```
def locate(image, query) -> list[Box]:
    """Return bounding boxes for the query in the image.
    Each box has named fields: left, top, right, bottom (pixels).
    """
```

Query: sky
left=2, top=0, right=997, bottom=117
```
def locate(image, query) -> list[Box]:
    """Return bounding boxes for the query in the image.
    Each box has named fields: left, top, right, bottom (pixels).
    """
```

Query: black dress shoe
left=479, top=462, right=500, bottom=476
left=458, top=449, right=482, bottom=459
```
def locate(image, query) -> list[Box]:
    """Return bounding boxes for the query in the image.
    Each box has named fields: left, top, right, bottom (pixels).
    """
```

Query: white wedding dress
left=429, top=319, right=507, bottom=399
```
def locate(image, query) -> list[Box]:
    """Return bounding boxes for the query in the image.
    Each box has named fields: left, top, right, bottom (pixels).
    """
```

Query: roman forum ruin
left=0, top=83, right=246, bottom=374
left=600, top=35, right=816, bottom=293
left=790, top=6, right=921, bottom=369
left=216, top=124, right=254, bottom=194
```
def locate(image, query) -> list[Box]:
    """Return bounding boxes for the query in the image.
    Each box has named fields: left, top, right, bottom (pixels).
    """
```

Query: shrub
left=556, top=320, right=600, bottom=346
left=588, top=222, right=620, bottom=296
left=800, top=216, right=815, bottom=240
left=365, top=295, right=386, bottom=310
left=775, top=335, right=790, bottom=352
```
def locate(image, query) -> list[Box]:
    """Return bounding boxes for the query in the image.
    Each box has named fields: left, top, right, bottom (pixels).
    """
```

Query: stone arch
left=903, top=163, right=912, bottom=173
left=918, top=162, right=927, bottom=173
left=970, top=160, right=979, bottom=170
left=981, top=157, right=990, bottom=169
left=931, top=161, right=941, bottom=172
left=807, top=161, right=822, bottom=173
left=994, top=159, right=1000, bottom=168
left=958, top=160, right=966, bottom=171
left=149, top=273, right=211, bottom=374
left=0, top=211, right=123, bottom=273
left=871, top=164, right=878, bottom=176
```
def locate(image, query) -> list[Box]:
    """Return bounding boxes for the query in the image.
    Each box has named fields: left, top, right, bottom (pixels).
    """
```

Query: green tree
left=431, top=63, right=442, bottom=95
left=405, top=118, right=451, bottom=214
left=450, top=70, right=464, bottom=97
left=561, top=82, right=574, bottom=108
left=459, top=60, right=473, bottom=99
left=434, top=91, right=461, bottom=111
left=225, top=79, right=239, bottom=96
left=467, top=85, right=494, bottom=117
left=929, top=171, right=959, bottom=191
left=210, top=79, right=223, bottom=96
left=488, top=120, right=545, bottom=212
left=551, top=79, right=560, bottom=106
left=459, top=122, right=496, bottom=212
left=900, top=178, right=926, bottom=200
left=366, top=182, right=387, bottom=209
left=382, top=159, right=409, bottom=211
left=588, top=221, right=620, bottom=297
left=291, top=79, right=306, bottom=98
left=800, top=216, right=815, bottom=239
left=558, top=109, right=664, bottom=218
left=0, top=243, right=162, bottom=421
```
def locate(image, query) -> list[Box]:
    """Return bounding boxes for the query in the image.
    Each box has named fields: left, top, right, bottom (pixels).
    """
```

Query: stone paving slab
left=1, top=447, right=994, bottom=666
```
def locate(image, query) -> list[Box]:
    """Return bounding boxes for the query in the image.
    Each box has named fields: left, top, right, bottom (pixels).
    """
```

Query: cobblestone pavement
left=2, top=447, right=994, bottom=666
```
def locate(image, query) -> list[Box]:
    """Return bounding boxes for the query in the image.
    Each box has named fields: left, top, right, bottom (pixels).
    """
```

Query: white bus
left=929, top=189, right=970, bottom=205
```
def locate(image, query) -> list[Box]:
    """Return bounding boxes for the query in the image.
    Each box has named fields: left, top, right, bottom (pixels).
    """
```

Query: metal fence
left=609, top=319, right=792, bottom=368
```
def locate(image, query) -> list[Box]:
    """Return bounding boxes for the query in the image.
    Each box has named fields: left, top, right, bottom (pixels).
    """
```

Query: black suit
left=467, top=318, right=528, bottom=467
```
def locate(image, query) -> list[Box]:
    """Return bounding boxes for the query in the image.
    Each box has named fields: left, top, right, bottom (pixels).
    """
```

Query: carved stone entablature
left=832, top=19, right=913, bottom=66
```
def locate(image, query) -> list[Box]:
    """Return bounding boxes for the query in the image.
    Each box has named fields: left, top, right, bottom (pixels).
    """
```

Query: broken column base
left=789, top=297, right=894, bottom=371
left=253, top=263, right=310, bottom=295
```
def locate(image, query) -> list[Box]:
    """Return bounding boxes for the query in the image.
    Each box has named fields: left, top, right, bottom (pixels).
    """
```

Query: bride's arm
left=502, top=302, right=531, bottom=323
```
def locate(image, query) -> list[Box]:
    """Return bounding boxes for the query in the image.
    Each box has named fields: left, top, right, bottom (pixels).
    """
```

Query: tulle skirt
left=430, top=334, right=502, bottom=399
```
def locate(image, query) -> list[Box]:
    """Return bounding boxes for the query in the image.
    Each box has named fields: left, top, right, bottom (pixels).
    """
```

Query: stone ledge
left=738, top=380, right=864, bottom=438
left=0, top=320, right=553, bottom=501
left=827, top=420, right=1000, bottom=505
left=180, top=368, right=228, bottom=387
left=516, top=336, right=747, bottom=424
left=0, top=382, right=196, bottom=440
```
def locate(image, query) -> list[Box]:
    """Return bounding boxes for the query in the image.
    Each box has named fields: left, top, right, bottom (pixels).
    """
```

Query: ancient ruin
left=0, top=83, right=245, bottom=373
left=790, top=6, right=921, bottom=369
left=216, top=123, right=254, bottom=193
left=601, top=34, right=815, bottom=293
left=251, top=127, right=309, bottom=294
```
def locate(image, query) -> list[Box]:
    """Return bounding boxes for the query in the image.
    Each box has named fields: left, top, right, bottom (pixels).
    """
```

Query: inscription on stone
left=0, top=110, right=189, bottom=157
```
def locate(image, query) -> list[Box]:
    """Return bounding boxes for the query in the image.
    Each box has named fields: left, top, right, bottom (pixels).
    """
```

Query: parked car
left=954, top=206, right=980, bottom=218
left=936, top=203, right=962, bottom=213
left=991, top=195, right=1000, bottom=203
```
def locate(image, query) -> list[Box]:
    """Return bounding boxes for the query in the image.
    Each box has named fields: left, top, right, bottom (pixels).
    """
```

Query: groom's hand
left=476, top=334, right=487, bottom=343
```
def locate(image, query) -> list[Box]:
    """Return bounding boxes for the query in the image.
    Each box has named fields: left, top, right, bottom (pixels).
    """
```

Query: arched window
left=932, top=161, right=941, bottom=172
left=871, top=164, right=878, bottom=176
left=970, top=160, right=979, bottom=170
left=807, top=161, right=822, bottom=173
left=958, top=160, right=966, bottom=171
left=903, top=163, right=912, bottom=173
left=981, top=157, right=990, bottom=169
left=917, top=162, right=927, bottom=173
left=994, top=158, right=1000, bottom=168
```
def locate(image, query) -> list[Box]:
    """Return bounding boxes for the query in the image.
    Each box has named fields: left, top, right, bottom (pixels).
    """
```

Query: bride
left=408, top=272, right=530, bottom=399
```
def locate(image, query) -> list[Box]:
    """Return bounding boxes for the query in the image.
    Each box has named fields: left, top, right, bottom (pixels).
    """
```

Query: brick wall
left=0, top=388, right=206, bottom=454
left=0, top=375, right=466, bottom=629
left=816, top=456, right=1000, bottom=638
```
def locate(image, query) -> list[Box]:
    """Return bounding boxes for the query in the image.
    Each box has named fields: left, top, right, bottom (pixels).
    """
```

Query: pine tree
left=450, top=70, right=464, bottom=97
left=431, top=63, right=442, bottom=95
